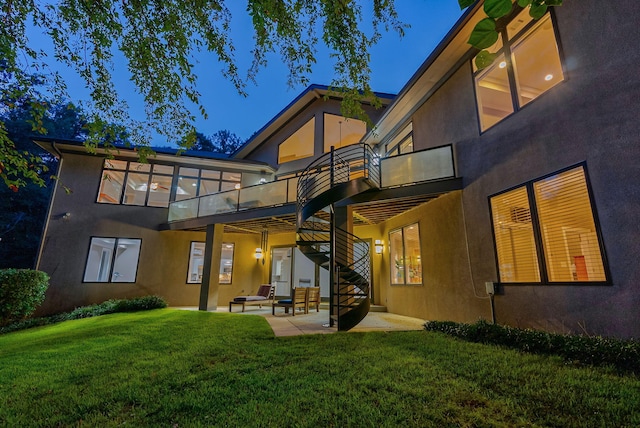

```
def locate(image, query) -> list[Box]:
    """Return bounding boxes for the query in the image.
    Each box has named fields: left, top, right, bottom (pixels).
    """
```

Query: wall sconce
left=254, top=248, right=263, bottom=261
left=62, top=212, right=71, bottom=221
left=374, top=239, right=384, bottom=255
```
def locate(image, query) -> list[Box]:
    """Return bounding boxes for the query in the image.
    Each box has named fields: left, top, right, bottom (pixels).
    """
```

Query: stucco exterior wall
left=399, top=0, right=640, bottom=337
left=244, top=98, right=387, bottom=176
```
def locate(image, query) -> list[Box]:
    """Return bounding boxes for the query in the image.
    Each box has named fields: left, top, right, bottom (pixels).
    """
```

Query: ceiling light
left=499, top=61, right=507, bottom=69
left=545, top=74, right=554, bottom=81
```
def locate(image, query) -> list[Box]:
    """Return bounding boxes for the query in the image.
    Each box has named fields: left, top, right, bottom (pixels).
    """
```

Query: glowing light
left=499, top=61, right=507, bottom=69
left=545, top=74, right=554, bottom=81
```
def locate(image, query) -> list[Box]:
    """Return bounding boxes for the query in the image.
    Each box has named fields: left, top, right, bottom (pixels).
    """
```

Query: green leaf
left=529, top=4, right=548, bottom=19
left=475, top=50, right=498, bottom=70
left=517, top=0, right=532, bottom=7
left=468, top=18, right=500, bottom=50
left=484, top=0, right=513, bottom=19
left=458, top=0, right=476, bottom=9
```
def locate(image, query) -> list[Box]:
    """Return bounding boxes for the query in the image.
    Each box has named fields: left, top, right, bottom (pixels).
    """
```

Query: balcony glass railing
left=380, top=145, right=455, bottom=188
left=168, top=176, right=299, bottom=222
left=167, top=145, right=455, bottom=222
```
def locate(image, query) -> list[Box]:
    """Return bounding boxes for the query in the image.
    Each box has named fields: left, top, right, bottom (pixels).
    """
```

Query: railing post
left=330, top=145, right=335, bottom=187
left=329, top=203, right=336, bottom=328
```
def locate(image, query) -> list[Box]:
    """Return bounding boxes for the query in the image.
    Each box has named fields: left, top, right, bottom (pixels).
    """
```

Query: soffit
left=34, top=139, right=276, bottom=174
left=363, top=2, right=485, bottom=147
left=179, top=194, right=440, bottom=234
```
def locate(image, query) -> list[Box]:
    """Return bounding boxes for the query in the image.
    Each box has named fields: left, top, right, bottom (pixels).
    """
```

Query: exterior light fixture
left=544, top=74, right=554, bottom=81
left=374, top=239, right=384, bottom=255
left=254, top=248, right=263, bottom=260
left=62, top=212, right=71, bottom=221
left=499, top=61, right=507, bottom=69
left=234, top=183, right=241, bottom=190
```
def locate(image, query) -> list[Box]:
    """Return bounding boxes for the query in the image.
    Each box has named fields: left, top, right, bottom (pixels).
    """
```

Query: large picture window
left=97, top=160, right=174, bottom=207
left=490, top=165, right=608, bottom=284
left=187, top=242, right=235, bottom=284
left=278, top=117, right=315, bottom=164
left=323, top=113, right=366, bottom=152
left=176, top=168, right=241, bottom=201
left=386, top=123, right=413, bottom=157
left=390, top=223, right=422, bottom=285
left=83, top=237, right=141, bottom=283
left=473, top=11, right=564, bottom=131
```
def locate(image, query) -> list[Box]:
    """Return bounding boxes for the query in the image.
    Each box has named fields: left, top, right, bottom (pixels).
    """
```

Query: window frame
left=82, top=237, right=142, bottom=283
left=185, top=241, right=235, bottom=285
left=385, top=122, right=414, bottom=157
left=472, top=9, right=565, bottom=132
left=389, top=222, right=423, bottom=286
left=278, top=116, right=316, bottom=164
left=96, top=159, right=174, bottom=208
left=488, top=163, right=610, bottom=286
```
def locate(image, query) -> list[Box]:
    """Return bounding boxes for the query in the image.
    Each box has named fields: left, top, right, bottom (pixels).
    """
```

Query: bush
left=0, top=295, right=168, bottom=334
left=424, top=320, right=640, bottom=374
left=0, top=269, right=49, bottom=326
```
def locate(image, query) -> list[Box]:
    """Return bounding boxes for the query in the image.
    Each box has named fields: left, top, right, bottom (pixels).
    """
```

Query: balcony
left=167, top=144, right=457, bottom=223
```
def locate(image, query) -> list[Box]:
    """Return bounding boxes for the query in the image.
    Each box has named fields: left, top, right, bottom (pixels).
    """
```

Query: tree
left=0, top=99, right=85, bottom=268
left=188, top=130, right=244, bottom=155
left=459, top=0, right=564, bottom=69
left=1, top=1, right=564, bottom=190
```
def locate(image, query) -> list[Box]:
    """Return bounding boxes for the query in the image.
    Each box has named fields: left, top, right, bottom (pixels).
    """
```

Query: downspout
left=34, top=141, right=63, bottom=270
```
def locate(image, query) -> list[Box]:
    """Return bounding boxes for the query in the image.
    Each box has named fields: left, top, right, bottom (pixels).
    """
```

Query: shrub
left=0, top=295, right=168, bottom=334
left=0, top=269, right=49, bottom=326
left=424, top=320, right=640, bottom=374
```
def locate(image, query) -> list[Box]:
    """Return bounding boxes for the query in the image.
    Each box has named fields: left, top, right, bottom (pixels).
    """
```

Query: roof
left=33, top=136, right=276, bottom=174
left=232, top=84, right=396, bottom=159
left=362, top=2, right=484, bottom=147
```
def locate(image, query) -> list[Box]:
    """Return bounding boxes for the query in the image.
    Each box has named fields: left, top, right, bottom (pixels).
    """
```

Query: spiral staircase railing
left=296, top=143, right=380, bottom=331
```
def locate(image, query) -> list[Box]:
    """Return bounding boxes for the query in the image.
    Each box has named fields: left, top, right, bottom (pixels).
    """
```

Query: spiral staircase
left=296, top=144, right=380, bottom=331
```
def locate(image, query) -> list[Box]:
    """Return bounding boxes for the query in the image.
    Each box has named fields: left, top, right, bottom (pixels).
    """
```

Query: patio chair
left=229, top=284, right=275, bottom=312
left=272, top=287, right=308, bottom=316
left=306, top=287, right=321, bottom=313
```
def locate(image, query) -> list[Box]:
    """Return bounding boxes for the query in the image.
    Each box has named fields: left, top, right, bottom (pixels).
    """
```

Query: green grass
left=1, top=309, right=638, bottom=427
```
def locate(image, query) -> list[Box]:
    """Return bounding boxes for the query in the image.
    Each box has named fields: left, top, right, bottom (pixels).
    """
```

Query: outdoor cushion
left=277, top=299, right=292, bottom=304
left=233, top=295, right=267, bottom=302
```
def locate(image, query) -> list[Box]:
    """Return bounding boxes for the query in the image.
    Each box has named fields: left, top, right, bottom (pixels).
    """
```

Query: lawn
left=0, top=309, right=638, bottom=427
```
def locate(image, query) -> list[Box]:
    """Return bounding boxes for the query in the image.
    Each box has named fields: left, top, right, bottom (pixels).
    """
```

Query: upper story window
left=385, top=123, right=413, bottom=157
left=278, top=117, right=315, bottom=164
left=97, top=160, right=174, bottom=207
left=473, top=11, right=564, bottom=131
left=389, top=223, right=422, bottom=285
left=323, top=113, right=366, bottom=152
left=490, top=165, right=608, bottom=284
left=176, top=167, right=241, bottom=201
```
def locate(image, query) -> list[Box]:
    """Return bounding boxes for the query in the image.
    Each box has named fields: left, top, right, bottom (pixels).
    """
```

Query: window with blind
left=490, top=165, right=608, bottom=284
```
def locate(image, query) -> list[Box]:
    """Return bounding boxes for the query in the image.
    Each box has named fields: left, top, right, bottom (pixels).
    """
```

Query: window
left=474, top=12, right=564, bottom=131
left=187, top=242, right=235, bottom=284
left=83, top=237, right=141, bottom=283
left=490, top=165, right=608, bottom=284
left=278, top=117, right=315, bottom=163
left=176, top=168, right=241, bottom=201
left=323, top=113, right=366, bottom=153
left=386, top=123, right=413, bottom=157
left=97, top=160, right=174, bottom=207
left=390, top=223, right=422, bottom=285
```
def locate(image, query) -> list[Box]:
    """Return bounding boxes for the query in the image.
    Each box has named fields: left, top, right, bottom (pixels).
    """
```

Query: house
left=35, top=0, right=640, bottom=337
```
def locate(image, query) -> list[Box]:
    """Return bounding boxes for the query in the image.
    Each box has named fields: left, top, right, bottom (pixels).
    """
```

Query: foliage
left=0, top=98, right=85, bottom=268
left=188, top=129, right=244, bottom=154
left=0, top=310, right=639, bottom=426
left=1, top=1, right=407, bottom=189
left=424, top=319, right=640, bottom=374
left=0, top=268, right=49, bottom=326
left=0, top=295, right=167, bottom=334
left=459, top=0, right=564, bottom=69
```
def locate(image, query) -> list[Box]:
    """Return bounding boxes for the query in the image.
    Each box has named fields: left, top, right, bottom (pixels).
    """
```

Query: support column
left=199, top=223, right=224, bottom=311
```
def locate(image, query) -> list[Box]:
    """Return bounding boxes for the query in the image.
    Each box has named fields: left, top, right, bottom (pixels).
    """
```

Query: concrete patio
left=220, top=305, right=427, bottom=337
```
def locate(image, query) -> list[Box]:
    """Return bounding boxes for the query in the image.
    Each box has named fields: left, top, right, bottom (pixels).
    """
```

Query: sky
left=32, top=1, right=464, bottom=145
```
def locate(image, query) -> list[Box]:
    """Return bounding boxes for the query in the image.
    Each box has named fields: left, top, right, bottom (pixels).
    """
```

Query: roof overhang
left=233, top=84, right=395, bottom=159
left=363, top=2, right=484, bottom=147
left=33, top=138, right=277, bottom=174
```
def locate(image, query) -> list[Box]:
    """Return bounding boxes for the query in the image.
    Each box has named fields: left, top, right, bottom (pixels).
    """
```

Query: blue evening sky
left=35, top=1, right=464, bottom=144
